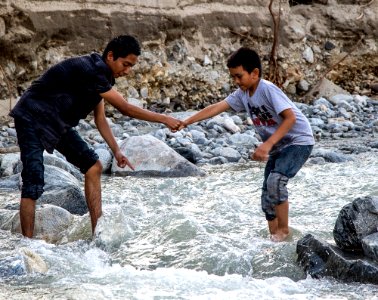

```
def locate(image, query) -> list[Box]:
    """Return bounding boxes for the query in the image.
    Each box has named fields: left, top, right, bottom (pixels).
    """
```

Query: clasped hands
left=163, top=115, right=188, bottom=132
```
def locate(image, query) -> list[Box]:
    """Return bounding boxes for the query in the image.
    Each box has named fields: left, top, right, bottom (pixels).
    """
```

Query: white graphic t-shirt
left=226, top=79, right=314, bottom=153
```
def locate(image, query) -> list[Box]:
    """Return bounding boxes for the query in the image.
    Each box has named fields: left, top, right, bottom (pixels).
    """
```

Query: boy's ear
left=106, top=51, right=114, bottom=62
left=252, top=68, right=260, bottom=77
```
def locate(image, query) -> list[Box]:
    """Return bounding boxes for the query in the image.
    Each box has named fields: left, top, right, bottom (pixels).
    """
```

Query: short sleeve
left=225, top=89, right=246, bottom=112
left=93, top=72, right=113, bottom=94
left=92, top=56, right=114, bottom=94
left=263, top=83, right=292, bottom=115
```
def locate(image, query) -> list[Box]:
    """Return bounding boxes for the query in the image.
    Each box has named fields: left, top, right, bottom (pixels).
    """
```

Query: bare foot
left=270, top=231, right=290, bottom=242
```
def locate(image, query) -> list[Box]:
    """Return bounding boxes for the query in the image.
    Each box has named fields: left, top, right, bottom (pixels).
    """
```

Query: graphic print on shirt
left=248, top=104, right=277, bottom=126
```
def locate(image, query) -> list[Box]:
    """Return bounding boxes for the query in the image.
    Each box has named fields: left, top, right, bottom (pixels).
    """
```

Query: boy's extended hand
left=114, top=150, right=135, bottom=170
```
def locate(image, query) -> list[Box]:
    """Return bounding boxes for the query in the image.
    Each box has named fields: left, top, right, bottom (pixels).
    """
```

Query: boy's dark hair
left=102, top=35, right=141, bottom=60
left=227, top=47, right=262, bottom=78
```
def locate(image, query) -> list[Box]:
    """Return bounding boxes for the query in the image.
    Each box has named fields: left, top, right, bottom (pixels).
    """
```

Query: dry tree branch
left=268, top=0, right=282, bottom=85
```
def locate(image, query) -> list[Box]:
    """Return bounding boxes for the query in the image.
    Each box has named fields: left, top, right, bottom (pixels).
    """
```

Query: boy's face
left=106, top=51, right=138, bottom=78
left=229, top=66, right=259, bottom=92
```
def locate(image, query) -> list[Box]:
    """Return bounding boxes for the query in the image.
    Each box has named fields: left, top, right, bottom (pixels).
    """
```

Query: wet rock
left=362, top=232, right=378, bottom=262
left=0, top=255, right=26, bottom=277
left=57, top=213, right=91, bottom=244
left=307, top=156, right=326, bottom=165
left=11, top=204, right=74, bottom=243
left=111, top=135, right=205, bottom=177
left=19, top=247, right=48, bottom=273
left=40, top=165, right=87, bottom=215
left=333, top=196, right=378, bottom=251
left=297, top=234, right=378, bottom=284
left=0, top=209, right=18, bottom=230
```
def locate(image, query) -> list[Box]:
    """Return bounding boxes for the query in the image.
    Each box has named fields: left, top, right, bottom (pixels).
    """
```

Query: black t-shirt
left=10, top=53, right=114, bottom=153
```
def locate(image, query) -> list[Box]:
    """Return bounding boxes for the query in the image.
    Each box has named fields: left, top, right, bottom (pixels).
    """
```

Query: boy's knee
left=86, top=160, right=103, bottom=176
left=21, top=164, right=45, bottom=200
left=261, top=172, right=289, bottom=220
left=267, top=172, right=289, bottom=203
left=261, top=189, right=276, bottom=221
left=21, top=184, right=44, bottom=200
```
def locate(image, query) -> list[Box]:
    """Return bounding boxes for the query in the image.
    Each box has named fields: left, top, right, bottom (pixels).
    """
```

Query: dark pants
left=14, top=118, right=99, bottom=200
left=261, top=144, right=313, bottom=221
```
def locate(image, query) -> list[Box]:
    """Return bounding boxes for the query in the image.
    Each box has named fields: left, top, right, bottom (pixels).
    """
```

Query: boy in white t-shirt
left=180, top=47, right=314, bottom=242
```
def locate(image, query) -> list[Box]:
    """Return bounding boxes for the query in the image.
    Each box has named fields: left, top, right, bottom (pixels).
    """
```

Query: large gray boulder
left=297, top=234, right=378, bottom=285
left=42, top=152, right=83, bottom=181
left=297, top=195, right=378, bottom=284
left=305, top=78, right=350, bottom=102
left=111, top=135, right=205, bottom=177
left=0, top=165, right=87, bottom=215
left=0, top=152, right=83, bottom=181
left=39, top=165, right=87, bottom=215
left=11, top=204, right=74, bottom=243
left=333, top=196, right=378, bottom=251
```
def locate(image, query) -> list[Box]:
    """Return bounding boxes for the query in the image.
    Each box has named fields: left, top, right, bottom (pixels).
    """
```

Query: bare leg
left=271, top=200, right=290, bottom=242
left=20, top=198, right=36, bottom=238
left=84, top=160, right=103, bottom=235
left=268, top=218, right=278, bottom=235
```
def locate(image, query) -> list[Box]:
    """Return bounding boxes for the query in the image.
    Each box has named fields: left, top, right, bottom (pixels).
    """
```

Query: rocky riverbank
left=1, top=0, right=377, bottom=115
left=1, top=85, right=377, bottom=167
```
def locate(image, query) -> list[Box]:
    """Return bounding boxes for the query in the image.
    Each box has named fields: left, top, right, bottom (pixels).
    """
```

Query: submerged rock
left=19, top=247, right=48, bottom=274
left=0, top=255, right=26, bottom=277
left=0, top=247, right=48, bottom=277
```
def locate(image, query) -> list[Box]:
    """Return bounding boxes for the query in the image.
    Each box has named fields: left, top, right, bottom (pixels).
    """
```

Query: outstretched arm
left=181, top=100, right=231, bottom=128
left=93, top=100, right=134, bottom=169
left=252, top=108, right=296, bottom=161
left=100, top=88, right=182, bottom=131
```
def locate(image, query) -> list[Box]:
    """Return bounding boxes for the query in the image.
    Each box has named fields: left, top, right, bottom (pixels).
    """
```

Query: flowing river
left=0, top=150, right=378, bottom=299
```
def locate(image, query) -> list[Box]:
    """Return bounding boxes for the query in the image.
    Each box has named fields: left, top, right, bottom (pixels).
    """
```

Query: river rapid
left=0, top=151, right=377, bottom=300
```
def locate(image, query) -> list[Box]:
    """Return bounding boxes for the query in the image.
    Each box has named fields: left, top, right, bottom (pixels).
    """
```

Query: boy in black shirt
left=10, top=35, right=182, bottom=238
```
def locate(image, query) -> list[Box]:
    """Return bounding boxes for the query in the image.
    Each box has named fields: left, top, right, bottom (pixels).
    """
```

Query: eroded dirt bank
left=0, top=0, right=377, bottom=115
